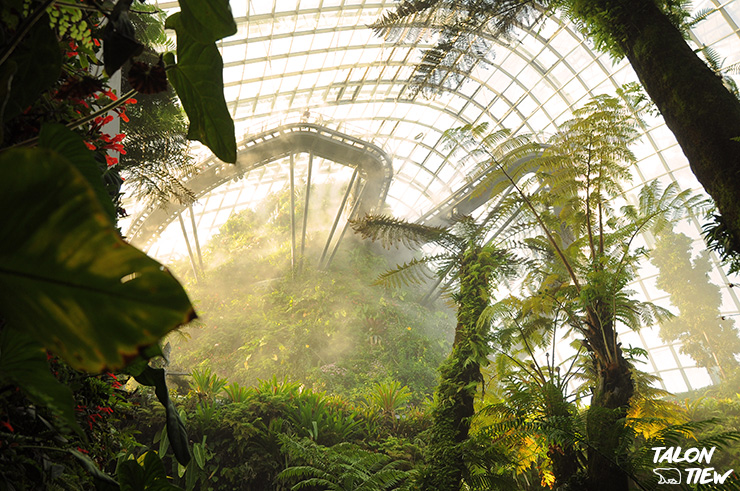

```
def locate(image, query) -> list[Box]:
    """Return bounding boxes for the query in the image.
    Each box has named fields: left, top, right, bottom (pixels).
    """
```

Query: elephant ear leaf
left=0, top=147, right=196, bottom=373
left=178, top=0, right=236, bottom=44
left=164, top=11, right=236, bottom=163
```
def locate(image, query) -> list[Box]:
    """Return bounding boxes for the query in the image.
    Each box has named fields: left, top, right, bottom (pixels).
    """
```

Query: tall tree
left=446, top=95, right=702, bottom=490
left=650, top=228, right=740, bottom=380
left=352, top=214, right=516, bottom=490
left=373, top=0, right=740, bottom=265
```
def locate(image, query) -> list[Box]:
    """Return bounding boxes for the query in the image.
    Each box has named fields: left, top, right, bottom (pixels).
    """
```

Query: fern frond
left=371, top=0, right=440, bottom=34
left=351, top=214, right=460, bottom=250
left=372, top=255, right=442, bottom=288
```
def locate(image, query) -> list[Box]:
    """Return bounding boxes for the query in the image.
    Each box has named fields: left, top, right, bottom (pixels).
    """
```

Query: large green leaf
left=0, top=328, right=81, bottom=434
left=165, top=13, right=236, bottom=163
left=118, top=451, right=182, bottom=491
left=134, top=366, right=191, bottom=466
left=178, top=0, right=236, bottom=44
left=68, top=448, right=119, bottom=487
left=0, top=148, right=196, bottom=372
left=38, top=124, right=117, bottom=221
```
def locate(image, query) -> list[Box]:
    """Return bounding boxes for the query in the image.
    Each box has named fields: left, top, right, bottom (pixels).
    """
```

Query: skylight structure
left=123, top=0, right=740, bottom=393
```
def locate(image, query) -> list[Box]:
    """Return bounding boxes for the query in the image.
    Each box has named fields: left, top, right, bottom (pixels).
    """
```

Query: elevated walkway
left=126, top=123, right=393, bottom=249
left=417, top=152, right=540, bottom=227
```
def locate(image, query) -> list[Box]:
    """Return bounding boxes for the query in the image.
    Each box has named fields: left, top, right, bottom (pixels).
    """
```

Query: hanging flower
left=127, top=61, right=168, bottom=94
left=55, top=76, right=103, bottom=100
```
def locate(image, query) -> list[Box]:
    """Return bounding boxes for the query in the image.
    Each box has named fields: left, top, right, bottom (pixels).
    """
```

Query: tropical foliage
left=373, top=0, right=740, bottom=289
left=166, top=188, right=454, bottom=403
left=278, top=437, right=411, bottom=491
left=0, top=0, right=238, bottom=487
left=116, top=375, right=426, bottom=490
left=352, top=213, right=518, bottom=489
left=1, top=2, right=739, bottom=489
left=441, top=94, right=716, bottom=489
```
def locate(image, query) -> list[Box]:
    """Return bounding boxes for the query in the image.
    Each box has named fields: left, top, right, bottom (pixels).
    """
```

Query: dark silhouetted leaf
left=118, top=451, right=181, bottom=491
left=178, top=0, right=236, bottom=44
left=164, top=14, right=236, bottom=163
left=102, top=0, right=144, bottom=75
left=134, top=366, right=191, bottom=466
left=0, top=328, right=81, bottom=435
left=69, top=448, right=119, bottom=487
left=3, top=13, right=61, bottom=122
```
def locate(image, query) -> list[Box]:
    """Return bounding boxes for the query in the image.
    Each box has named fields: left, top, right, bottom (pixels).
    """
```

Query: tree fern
left=351, top=215, right=460, bottom=251
left=451, top=95, right=710, bottom=489
left=352, top=212, right=519, bottom=489
left=372, top=1, right=546, bottom=95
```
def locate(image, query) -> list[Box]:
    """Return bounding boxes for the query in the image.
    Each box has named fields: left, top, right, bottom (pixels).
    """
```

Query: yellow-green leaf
left=0, top=147, right=196, bottom=372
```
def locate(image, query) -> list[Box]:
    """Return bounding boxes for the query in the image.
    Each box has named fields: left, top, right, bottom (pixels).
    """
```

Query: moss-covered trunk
left=542, top=381, right=581, bottom=488
left=577, top=0, right=740, bottom=245
left=581, top=303, right=633, bottom=491
left=419, top=248, right=489, bottom=490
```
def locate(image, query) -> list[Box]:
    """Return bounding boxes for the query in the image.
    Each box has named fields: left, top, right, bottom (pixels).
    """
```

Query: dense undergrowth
left=120, top=376, right=431, bottom=490
left=166, top=189, right=455, bottom=404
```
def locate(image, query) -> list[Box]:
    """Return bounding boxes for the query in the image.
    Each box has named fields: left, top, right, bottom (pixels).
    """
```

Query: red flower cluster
left=81, top=93, right=138, bottom=166
left=106, top=372, right=122, bottom=389
left=75, top=403, right=114, bottom=430
left=66, top=41, right=78, bottom=58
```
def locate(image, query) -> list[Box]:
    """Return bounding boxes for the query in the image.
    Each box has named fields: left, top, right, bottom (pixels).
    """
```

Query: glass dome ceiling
left=122, top=0, right=740, bottom=393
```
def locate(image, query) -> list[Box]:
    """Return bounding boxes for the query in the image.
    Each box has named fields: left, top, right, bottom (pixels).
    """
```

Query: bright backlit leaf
left=0, top=147, right=196, bottom=372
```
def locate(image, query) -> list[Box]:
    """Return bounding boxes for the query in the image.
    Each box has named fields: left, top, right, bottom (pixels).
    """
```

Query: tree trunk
left=582, top=0, right=740, bottom=245
left=420, top=249, right=487, bottom=490
left=582, top=306, right=634, bottom=491
left=542, top=380, right=582, bottom=488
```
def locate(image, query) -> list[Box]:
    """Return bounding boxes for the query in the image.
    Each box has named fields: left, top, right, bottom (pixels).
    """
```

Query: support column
left=178, top=214, right=200, bottom=281
left=188, top=204, right=204, bottom=272
left=319, top=168, right=358, bottom=267
left=300, top=151, right=314, bottom=270
left=324, top=179, right=366, bottom=270
left=289, top=153, right=297, bottom=273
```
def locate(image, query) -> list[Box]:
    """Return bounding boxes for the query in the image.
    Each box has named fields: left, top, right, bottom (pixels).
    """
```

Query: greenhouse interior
left=1, top=0, right=740, bottom=489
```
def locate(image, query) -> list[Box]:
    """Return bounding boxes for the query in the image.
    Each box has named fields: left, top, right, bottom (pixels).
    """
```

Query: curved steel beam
left=126, top=123, right=393, bottom=249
